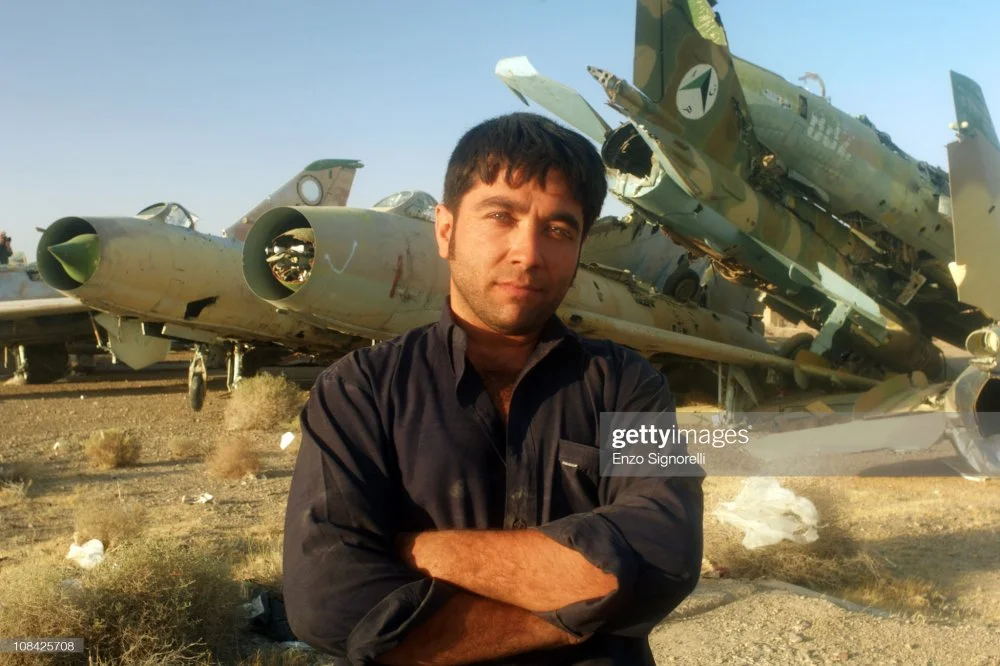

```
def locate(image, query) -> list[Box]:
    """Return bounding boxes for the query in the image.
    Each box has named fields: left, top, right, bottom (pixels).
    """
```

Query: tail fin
left=223, top=159, right=363, bottom=241
left=951, top=71, right=1000, bottom=152
left=632, top=0, right=761, bottom=175
left=947, top=72, right=1000, bottom=319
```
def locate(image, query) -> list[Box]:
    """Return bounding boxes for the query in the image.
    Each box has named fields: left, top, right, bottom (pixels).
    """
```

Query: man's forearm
left=399, top=529, right=618, bottom=613
left=376, top=590, right=584, bottom=666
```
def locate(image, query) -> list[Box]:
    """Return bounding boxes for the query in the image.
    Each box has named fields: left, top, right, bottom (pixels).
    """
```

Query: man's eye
left=489, top=211, right=514, bottom=222
left=549, top=226, right=575, bottom=240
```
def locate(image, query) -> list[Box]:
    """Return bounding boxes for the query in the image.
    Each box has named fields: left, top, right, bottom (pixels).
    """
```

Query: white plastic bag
left=712, top=477, right=819, bottom=549
left=66, top=538, right=105, bottom=569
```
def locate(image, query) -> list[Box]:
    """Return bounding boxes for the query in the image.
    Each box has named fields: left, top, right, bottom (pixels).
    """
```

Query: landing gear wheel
left=776, top=332, right=816, bottom=391
left=777, top=332, right=816, bottom=359
left=188, top=373, right=206, bottom=411
left=22, top=344, right=70, bottom=384
left=664, top=268, right=701, bottom=303
left=188, top=345, right=209, bottom=412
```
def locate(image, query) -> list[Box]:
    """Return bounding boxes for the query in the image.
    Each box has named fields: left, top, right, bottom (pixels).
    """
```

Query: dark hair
left=442, top=112, right=607, bottom=237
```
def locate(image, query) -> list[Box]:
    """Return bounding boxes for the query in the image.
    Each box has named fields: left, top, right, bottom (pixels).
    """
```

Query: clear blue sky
left=1, top=0, right=996, bottom=253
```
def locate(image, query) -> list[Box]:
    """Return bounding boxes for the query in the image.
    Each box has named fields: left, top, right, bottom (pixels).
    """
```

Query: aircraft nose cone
left=47, top=233, right=100, bottom=284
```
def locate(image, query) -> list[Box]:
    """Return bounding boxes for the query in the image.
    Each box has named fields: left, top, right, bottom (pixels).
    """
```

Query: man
left=0, top=232, right=11, bottom=265
left=283, top=112, right=704, bottom=665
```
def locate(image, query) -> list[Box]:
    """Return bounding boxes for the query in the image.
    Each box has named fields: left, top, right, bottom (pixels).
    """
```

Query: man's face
left=435, top=169, right=584, bottom=336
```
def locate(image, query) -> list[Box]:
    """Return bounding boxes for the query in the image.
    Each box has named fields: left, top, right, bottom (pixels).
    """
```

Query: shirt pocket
left=554, top=438, right=601, bottom=515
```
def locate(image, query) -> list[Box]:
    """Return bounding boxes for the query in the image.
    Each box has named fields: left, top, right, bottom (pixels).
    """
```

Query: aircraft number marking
left=806, top=113, right=852, bottom=157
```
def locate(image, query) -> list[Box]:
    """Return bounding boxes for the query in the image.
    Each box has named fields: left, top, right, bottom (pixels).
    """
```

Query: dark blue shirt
left=283, top=305, right=704, bottom=664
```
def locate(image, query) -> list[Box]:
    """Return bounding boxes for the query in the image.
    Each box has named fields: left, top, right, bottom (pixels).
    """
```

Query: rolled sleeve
left=282, top=356, right=455, bottom=662
left=534, top=350, right=704, bottom=637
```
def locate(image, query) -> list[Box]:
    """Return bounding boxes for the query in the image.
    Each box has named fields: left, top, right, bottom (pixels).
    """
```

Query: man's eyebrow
left=543, top=210, right=582, bottom=231
left=475, top=196, right=582, bottom=231
left=474, top=195, right=523, bottom=212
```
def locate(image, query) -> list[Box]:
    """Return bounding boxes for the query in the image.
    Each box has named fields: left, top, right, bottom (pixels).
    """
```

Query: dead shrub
left=0, top=460, right=33, bottom=499
left=207, top=436, right=262, bottom=479
left=232, top=534, right=284, bottom=592
left=224, top=374, right=305, bottom=431
left=0, top=538, right=244, bottom=665
left=168, top=436, right=204, bottom=459
left=74, top=496, right=148, bottom=550
left=85, top=428, right=141, bottom=469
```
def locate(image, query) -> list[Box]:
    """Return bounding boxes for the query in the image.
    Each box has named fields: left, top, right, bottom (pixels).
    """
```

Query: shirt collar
left=435, top=297, right=582, bottom=390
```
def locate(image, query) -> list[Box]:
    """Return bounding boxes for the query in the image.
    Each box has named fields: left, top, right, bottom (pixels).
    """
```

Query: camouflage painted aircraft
left=494, top=0, right=994, bottom=385
left=35, top=159, right=369, bottom=409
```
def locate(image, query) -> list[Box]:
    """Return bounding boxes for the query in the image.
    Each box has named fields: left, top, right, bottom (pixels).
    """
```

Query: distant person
left=0, top=232, right=12, bottom=265
left=283, top=112, right=704, bottom=665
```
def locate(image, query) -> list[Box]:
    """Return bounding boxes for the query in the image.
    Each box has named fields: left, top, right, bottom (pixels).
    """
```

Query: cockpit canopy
left=372, top=190, right=437, bottom=222
left=135, top=202, right=199, bottom=230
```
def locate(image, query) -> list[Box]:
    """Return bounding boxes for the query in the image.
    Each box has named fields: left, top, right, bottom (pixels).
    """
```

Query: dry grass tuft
left=225, top=374, right=306, bottom=431
left=715, top=537, right=941, bottom=612
left=238, top=647, right=319, bottom=665
left=232, top=534, right=284, bottom=592
left=74, top=495, right=148, bottom=550
left=168, top=436, right=204, bottom=459
left=0, top=538, right=245, bottom=665
left=207, top=436, right=262, bottom=479
left=0, top=460, right=34, bottom=499
left=711, top=482, right=942, bottom=613
left=85, top=428, right=142, bottom=469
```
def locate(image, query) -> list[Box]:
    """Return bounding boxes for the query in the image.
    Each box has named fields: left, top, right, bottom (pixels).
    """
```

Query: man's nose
left=507, top=220, right=545, bottom=266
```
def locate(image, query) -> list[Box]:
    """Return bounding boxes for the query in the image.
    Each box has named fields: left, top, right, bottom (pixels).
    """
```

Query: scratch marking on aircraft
left=325, top=240, right=358, bottom=275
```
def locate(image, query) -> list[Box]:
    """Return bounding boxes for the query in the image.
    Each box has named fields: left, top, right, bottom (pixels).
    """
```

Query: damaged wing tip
left=495, top=55, right=536, bottom=76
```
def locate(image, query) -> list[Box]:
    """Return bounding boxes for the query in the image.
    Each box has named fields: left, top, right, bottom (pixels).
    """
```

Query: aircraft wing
left=0, top=296, right=90, bottom=320
left=495, top=56, right=612, bottom=144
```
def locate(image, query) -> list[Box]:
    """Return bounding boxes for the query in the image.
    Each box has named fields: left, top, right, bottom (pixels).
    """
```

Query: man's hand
left=396, top=529, right=618, bottom=613
left=376, top=591, right=587, bottom=665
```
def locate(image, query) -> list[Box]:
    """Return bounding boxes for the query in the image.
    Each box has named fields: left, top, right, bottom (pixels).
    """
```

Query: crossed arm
left=376, top=529, right=618, bottom=664
left=282, top=356, right=703, bottom=665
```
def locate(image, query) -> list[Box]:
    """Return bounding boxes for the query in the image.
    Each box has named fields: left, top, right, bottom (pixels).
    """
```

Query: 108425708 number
left=0, top=638, right=84, bottom=653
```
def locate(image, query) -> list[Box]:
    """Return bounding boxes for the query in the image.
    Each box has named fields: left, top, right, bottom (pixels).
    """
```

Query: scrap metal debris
left=181, top=492, right=214, bottom=504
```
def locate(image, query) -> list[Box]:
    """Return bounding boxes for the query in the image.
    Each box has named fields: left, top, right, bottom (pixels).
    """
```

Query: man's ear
left=434, top=203, right=454, bottom=260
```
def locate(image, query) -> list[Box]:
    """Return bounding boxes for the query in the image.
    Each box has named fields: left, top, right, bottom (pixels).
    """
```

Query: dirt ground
left=1, top=353, right=999, bottom=665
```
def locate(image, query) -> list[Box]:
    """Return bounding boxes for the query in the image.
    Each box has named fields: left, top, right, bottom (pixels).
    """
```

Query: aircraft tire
left=777, top=332, right=815, bottom=359
left=23, top=344, right=69, bottom=384
left=189, top=373, right=206, bottom=412
left=664, top=268, right=701, bottom=303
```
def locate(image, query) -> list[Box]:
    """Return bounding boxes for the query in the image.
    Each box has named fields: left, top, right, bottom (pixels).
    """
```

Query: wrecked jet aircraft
left=35, top=159, right=370, bottom=410
left=0, top=260, right=94, bottom=383
left=494, top=0, right=996, bottom=389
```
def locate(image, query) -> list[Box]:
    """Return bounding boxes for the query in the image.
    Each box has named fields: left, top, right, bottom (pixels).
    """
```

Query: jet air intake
left=37, top=217, right=101, bottom=290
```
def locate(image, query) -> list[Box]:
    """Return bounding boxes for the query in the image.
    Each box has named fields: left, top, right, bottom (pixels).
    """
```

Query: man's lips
left=496, top=282, right=545, bottom=294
